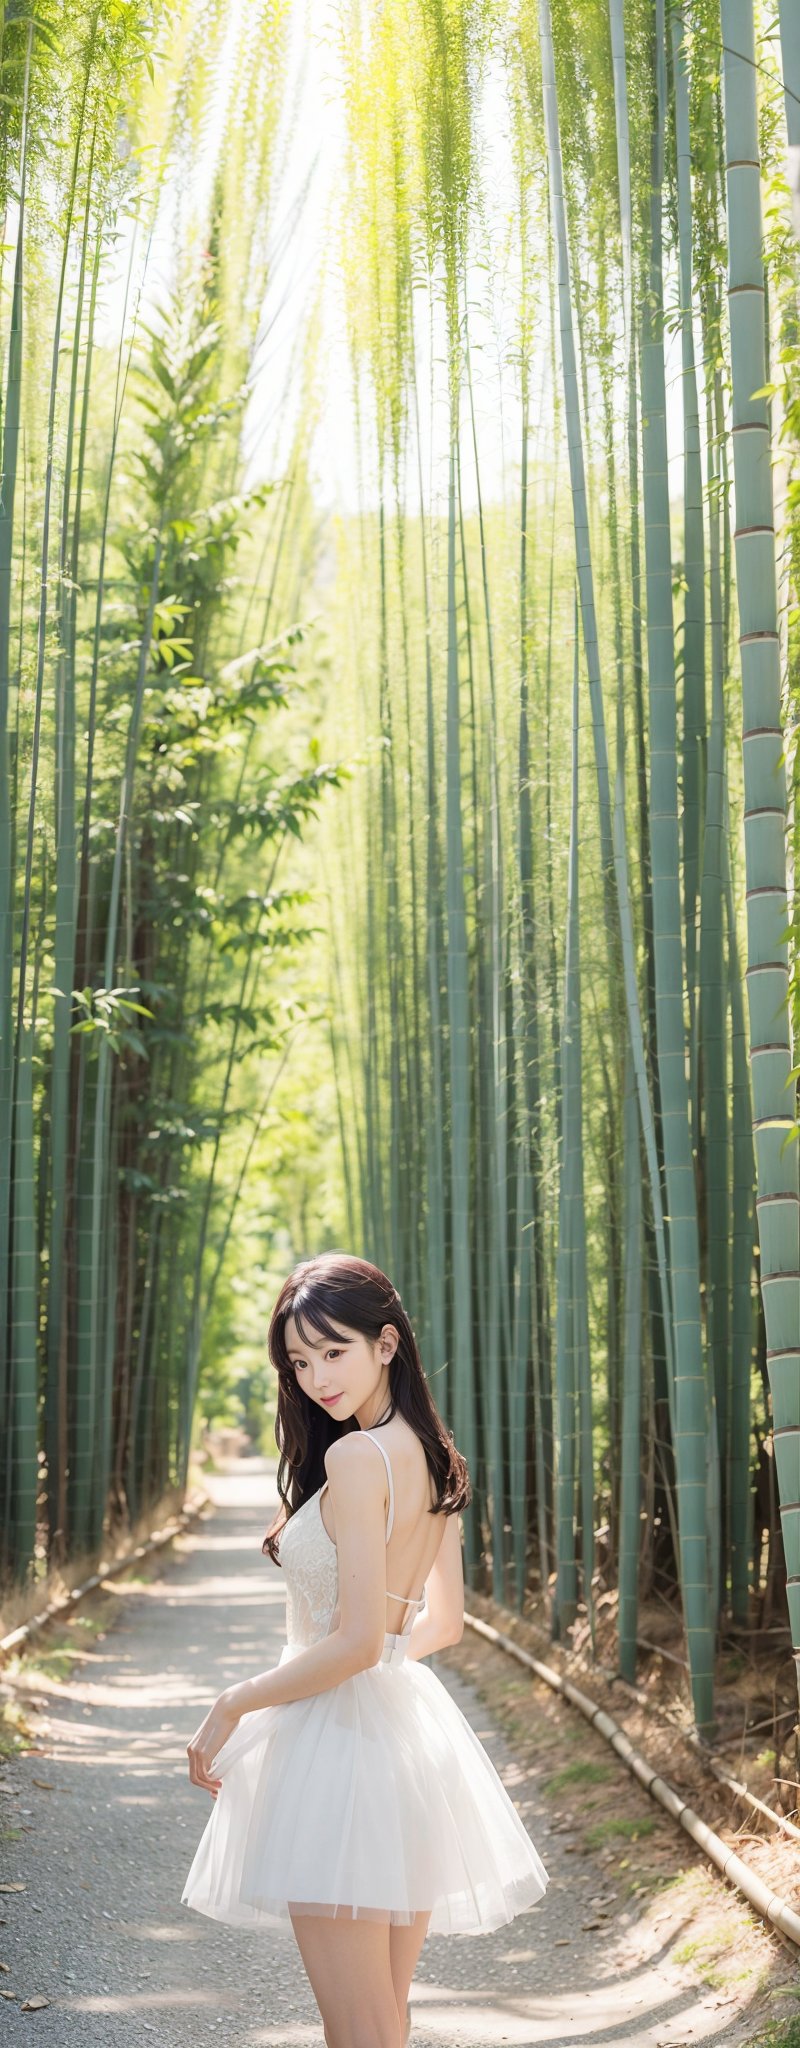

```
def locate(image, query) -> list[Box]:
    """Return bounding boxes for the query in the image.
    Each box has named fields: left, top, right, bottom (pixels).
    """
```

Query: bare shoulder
left=323, top=1432, right=386, bottom=1494
left=322, top=1434, right=388, bottom=1552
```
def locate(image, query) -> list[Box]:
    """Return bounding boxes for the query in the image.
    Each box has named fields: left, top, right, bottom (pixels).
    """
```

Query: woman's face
left=284, top=1312, right=398, bottom=1425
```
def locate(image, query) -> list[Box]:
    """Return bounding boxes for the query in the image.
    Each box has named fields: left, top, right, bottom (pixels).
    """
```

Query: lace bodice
left=276, top=1432, right=428, bottom=1666
left=279, top=1489, right=339, bottom=1648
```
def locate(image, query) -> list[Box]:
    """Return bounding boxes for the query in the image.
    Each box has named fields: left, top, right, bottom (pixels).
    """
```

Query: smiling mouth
left=320, top=1393, right=342, bottom=1403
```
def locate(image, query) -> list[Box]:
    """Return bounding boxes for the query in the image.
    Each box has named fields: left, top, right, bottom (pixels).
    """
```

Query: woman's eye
left=289, top=1349, right=341, bottom=1369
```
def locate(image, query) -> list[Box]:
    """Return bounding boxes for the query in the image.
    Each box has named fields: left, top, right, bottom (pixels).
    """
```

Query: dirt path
left=0, top=1460, right=793, bottom=2045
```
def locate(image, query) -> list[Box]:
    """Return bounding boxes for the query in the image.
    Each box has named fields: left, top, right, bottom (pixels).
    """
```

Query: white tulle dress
left=181, top=1430, right=550, bottom=1937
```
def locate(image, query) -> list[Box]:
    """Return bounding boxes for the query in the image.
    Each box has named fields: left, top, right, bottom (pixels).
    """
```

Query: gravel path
left=0, top=1460, right=789, bottom=2045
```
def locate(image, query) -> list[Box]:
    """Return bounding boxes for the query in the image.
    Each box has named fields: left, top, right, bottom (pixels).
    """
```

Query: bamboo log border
left=573, top=1639, right=800, bottom=1848
left=0, top=1487, right=211, bottom=1666
left=557, top=1628, right=800, bottom=1845
left=588, top=1648, right=800, bottom=1846
left=462, top=1607, right=800, bottom=1948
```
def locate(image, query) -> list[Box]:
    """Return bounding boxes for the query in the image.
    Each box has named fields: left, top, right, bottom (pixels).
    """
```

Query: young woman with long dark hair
left=182, top=1253, right=549, bottom=2047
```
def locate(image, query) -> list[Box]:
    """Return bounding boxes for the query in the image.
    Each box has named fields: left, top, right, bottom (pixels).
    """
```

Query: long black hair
left=262, top=1251, right=471, bottom=1562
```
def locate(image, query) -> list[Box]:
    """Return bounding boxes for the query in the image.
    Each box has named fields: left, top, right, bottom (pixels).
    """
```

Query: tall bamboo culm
left=721, top=0, right=800, bottom=1706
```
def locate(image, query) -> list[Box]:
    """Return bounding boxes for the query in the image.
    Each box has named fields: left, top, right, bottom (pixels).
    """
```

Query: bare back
left=320, top=1420, right=445, bottom=1636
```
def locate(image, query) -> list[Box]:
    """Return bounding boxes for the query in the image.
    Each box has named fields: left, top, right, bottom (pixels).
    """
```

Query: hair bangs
left=273, top=1285, right=351, bottom=1373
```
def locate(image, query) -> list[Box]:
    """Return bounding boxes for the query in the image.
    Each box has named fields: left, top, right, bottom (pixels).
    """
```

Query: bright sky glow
left=95, top=0, right=689, bottom=526
left=247, top=0, right=690, bottom=526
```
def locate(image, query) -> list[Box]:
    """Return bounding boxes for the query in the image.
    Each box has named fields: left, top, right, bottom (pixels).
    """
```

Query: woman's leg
left=288, top=1910, right=403, bottom=2048
left=389, top=1911, right=431, bottom=2043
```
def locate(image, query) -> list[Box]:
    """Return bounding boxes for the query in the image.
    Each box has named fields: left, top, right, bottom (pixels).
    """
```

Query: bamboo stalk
left=0, top=21, right=32, bottom=1573
left=721, top=0, right=800, bottom=1697
left=640, top=0, right=714, bottom=1733
left=671, top=6, right=706, bottom=1122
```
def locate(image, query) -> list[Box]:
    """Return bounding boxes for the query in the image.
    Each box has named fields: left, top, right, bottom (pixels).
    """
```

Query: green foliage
left=2, top=0, right=799, bottom=1759
left=749, top=2023, right=800, bottom=2048
left=0, top=0, right=338, bottom=1583
left=545, top=1759, right=615, bottom=1792
left=321, top=0, right=798, bottom=1740
left=584, top=1814, right=656, bottom=1848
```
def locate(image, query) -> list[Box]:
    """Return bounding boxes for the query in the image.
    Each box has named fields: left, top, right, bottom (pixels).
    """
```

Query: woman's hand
left=186, top=1689, right=241, bottom=1798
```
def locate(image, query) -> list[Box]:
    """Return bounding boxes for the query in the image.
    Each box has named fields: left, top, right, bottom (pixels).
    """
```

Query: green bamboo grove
left=321, top=0, right=800, bottom=1739
left=0, top=1, right=336, bottom=1585
left=0, top=0, right=798, bottom=1746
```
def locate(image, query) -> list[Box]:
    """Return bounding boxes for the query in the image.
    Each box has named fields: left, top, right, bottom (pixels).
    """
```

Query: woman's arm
left=227, top=1618, right=374, bottom=1714
left=186, top=1449, right=463, bottom=1794
left=405, top=1509, right=464, bottom=1662
left=228, top=1434, right=390, bottom=1707
left=188, top=1436, right=391, bottom=1792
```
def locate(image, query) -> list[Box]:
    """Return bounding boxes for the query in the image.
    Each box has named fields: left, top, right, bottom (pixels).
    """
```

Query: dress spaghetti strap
left=361, top=1429, right=426, bottom=1619
left=361, top=1427, right=395, bottom=1539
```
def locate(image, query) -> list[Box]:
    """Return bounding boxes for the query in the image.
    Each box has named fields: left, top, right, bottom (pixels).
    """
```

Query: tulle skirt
left=181, top=1637, right=550, bottom=1938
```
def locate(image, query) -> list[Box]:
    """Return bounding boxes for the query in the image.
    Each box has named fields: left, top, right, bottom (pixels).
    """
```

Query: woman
left=182, top=1252, right=549, bottom=2048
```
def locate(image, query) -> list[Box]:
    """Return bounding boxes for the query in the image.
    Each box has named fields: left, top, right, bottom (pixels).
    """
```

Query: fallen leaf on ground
left=0, top=1884, right=25, bottom=1894
left=21, top=1995, right=50, bottom=2010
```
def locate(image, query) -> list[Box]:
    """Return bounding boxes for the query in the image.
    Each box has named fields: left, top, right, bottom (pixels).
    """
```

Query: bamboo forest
left=1, top=0, right=800, bottom=1780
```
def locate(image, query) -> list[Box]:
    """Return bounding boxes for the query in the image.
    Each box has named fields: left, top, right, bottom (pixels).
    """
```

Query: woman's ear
left=380, top=1323, right=399, bottom=1362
